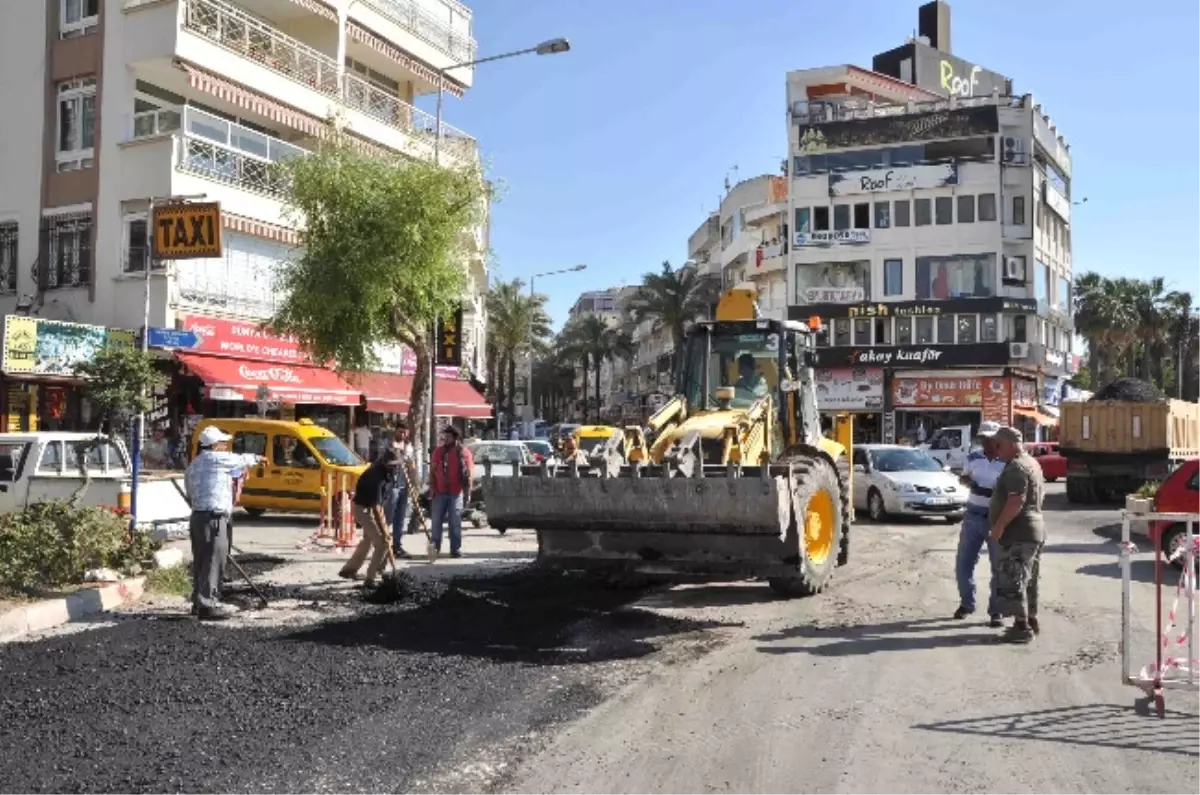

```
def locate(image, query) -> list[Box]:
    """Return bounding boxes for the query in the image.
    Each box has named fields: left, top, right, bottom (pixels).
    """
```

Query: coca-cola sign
left=237, top=364, right=303, bottom=384
left=180, top=315, right=311, bottom=364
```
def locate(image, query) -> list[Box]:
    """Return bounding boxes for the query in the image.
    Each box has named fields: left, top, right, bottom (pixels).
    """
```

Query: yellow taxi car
left=189, top=418, right=367, bottom=516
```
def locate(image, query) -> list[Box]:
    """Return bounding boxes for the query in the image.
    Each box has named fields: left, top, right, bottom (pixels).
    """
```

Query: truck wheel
left=1066, top=477, right=1095, bottom=504
left=835, top=456, right=852, bottom=567
left=768, top=454, right=844, bottom=598
left=244, top=507, right=267, bottom=518
left=1161, top=525, right=1199, bottom=572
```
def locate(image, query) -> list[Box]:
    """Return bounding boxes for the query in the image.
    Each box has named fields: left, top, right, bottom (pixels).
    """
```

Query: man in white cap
left=953, top=421, right=1004, bottom=626
left=184, top=426, right=266, bottom=620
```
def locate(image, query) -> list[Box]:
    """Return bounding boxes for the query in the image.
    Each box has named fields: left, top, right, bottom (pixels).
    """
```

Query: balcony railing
left=132, top=107, right=182, bottom=139
left=184, top=0, right=339, bottom=97
left=342, top=73, right=476, bottom=159
left=791, top=93, right=1027, bottom=126
left=360, top=0, right=476, bottom=63
left=174, top=108, right=308, bottom=196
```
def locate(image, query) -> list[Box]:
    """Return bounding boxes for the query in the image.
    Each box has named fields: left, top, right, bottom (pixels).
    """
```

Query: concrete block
left=23, top=599, right=71, bottom=634
left=153, top=547, right=185, bottom=570
left=0, top=608, right=30, bottom=642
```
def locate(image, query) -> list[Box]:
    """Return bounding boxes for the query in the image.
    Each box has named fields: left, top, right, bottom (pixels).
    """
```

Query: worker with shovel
left=339, top=449, right=402, bottom=587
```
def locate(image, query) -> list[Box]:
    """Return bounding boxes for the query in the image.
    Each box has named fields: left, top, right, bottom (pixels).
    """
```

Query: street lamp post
left=426, top=37, right=571, bottom=452
left=528, top=264, right=586, bottom=422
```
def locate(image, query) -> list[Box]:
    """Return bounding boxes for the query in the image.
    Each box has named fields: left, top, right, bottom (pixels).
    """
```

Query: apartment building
left=0, top=0, right=490, bottom=433
left=565, top=285, right=638, bottom=419
left=714, top=174, right=788, bottom=318
left=786, top=1, right=1074, bottom=444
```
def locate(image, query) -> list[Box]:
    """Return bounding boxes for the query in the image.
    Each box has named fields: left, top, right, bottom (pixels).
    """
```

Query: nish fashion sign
left=829, top=162, right=958, bottom=197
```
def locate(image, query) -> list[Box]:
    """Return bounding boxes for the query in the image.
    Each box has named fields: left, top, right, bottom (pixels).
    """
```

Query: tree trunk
left=406, top=339, right=432, bottom=455
left=507, top=354, right=518, bottom=429
left=580, top=355, right=589, bottom=424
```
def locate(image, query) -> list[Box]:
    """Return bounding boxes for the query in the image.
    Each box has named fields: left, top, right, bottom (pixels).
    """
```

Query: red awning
left=353, top=372, right=492, bottom=418
left=178, top=353, right=361, bottom=407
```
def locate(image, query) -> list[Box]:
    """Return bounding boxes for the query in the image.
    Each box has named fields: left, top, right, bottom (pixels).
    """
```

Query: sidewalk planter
left=1126, top=496, right=1153, bottom=515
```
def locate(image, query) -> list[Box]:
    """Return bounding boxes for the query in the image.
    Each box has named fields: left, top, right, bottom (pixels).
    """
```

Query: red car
left=1150, top=458, right=1200, bottom=568
left=1025, top=441, right=1067, bottom=481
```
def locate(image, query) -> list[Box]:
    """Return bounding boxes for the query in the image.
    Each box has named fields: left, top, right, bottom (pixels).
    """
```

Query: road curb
left=0, top=577, right=147, bottom=643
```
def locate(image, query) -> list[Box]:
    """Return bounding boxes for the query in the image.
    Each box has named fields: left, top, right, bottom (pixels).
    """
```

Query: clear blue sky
left=423, top=0, right=1200, bottom=328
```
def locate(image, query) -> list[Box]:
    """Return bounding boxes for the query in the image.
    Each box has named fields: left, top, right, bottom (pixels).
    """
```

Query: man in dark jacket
left=339, top=450, right=401, bottom=586
left=428, top=425, right=474, bottom=559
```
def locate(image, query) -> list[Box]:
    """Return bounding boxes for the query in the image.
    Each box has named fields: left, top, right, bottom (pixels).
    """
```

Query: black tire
left=1161, top=525, right=1199, bottom=572
left=768, top=454, right=844, bottom=598
left=834, top=454, right=852, bottom=567
left=244, top=507, right=266, bottom=518
left=944, top=514, right=963, bottom=524
left=1066, top=476, right=1095, bottom=504
left=867, top=488, right=887, bottom=522
left=1045, top=476, right=1058, bottom=483
left=495, top=526, right=507, bottom=536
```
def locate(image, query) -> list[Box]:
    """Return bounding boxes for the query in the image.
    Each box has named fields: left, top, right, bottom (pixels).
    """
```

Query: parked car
left=1149, top=458, right=1199, bottom=569
left=467, top=440, right=535, bottom=533
left=852, top=444, right=967, bottom=523
left=1025, top=441, right=1067, bottom=481
left=522, top=439, right=557, bottom=465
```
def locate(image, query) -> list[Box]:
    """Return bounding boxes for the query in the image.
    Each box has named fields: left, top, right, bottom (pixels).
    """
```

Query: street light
left=426, top=37, right=571, bottom=452
left=527, top=264, right=586, bottom=423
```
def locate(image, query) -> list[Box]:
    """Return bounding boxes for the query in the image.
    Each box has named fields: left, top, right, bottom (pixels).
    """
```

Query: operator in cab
left=733, top=353, right=768, bottom=402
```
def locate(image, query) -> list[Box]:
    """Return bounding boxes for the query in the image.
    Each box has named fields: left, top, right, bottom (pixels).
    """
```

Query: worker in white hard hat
left=184, top=426, right=266, bottom=621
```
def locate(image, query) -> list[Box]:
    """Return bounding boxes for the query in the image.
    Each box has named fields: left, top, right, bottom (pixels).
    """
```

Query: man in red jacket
left=428, top=425, right=474, bottom=558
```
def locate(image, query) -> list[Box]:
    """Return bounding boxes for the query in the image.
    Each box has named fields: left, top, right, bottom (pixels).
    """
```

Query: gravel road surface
left=1, top=486, right=1196, bottom=794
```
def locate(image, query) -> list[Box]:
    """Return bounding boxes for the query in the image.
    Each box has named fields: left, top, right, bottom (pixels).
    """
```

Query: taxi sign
left=151, top=202, right=222, bottom=260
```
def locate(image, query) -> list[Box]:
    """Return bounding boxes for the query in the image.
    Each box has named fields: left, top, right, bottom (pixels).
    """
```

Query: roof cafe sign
left=828, top=162, right=958, bottom=198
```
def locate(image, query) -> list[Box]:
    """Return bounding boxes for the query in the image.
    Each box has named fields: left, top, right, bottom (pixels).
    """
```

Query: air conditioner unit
left=1003, top=256, right=1025, bottom=281
left=1009, top=342, right=1030, bottom=359
left=1002, top=136, right=1025, bottom=163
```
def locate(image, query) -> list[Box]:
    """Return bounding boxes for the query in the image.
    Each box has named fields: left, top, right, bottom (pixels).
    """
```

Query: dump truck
left=483, top=285, right=854, bottom=597
left=1060, top=397, right=1199, bottom=502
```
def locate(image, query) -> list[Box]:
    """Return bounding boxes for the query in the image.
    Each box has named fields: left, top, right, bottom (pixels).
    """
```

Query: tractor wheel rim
left=804, top=488, right=837, bottom=565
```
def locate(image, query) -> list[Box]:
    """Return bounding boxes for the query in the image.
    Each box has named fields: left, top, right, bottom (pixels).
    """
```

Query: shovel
left=398, top=462, right=438, bottom=563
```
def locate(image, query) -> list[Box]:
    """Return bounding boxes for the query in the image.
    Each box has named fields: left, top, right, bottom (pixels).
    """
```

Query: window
left=0, top=222, right=16, bottom=294
left=874, top=201, right=890, bottom=229
left=1057, top=275, right=1071, bottom=314
left=60, top=0, right=99, bottom=37
left=1035, top=261, right=1050, bottom=305
left=0, top=442, right=30, bottom=482
left=935, top=197, right=953, bottom=225
left=914, top=198, right=932, bottom=226
left=978, top=193, right=997, bottom=221
left=813, top=207, right=830, bottom=231
left=1013, top=195, right=1026, bottom=225
left=957, top=315, right=977, bottom=344
left=1013, top=315, right=1028, bottom=343
left=834, top=205, right=851, bottom=231
left=38, top=441, right=63, bottom=474
left=894, top=199, right=911, bottom=227
left=915, top=317, right=934, bottom=344
left=273, top=435, right=319, bottom=469
left=883, top=259, right=903, bottom=296
left=957, top=195, right=975, bottom=223
left=915, top=254, right=997, bottom=299
left=123, top=215, right=161, bottom=273
left=896, top=317, right=913, bottom=345
left=44, top=212, right=92, bottom=289
left=937, top=314, right=954, bottom=343
left=833, top=318, right=851, bottom=346
left=853, top=318, right=871, bottom=345
left=56, top=78, right=96, bottom=170
left=981, top=314, right=998, bottom=342
left=232, top=432, right=268, bottom=457
left=853, top=203, right=870, bottom=229
left=874, top=317, right=892, bottom=344
left=795, top=208, right=811, bottom=235
left=177, top=232, right=292, bottom=319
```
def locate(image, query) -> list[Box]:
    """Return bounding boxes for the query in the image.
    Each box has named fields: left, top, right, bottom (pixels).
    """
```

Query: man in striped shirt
left=953, top=421, right=1005, bottom=627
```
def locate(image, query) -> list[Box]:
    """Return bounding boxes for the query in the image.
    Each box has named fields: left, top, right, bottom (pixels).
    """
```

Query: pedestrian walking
left=988, top=426, right=1046, bottom=644
left=184, top=426, right=266, bottom=621
left=353, top=418, right=373, bottom=461
left=339, top=449, right=402, bottom=586
left=428, top=425, right=474, bottom=559
left=384, top=425, right=418, bottom=559
left=953, top=421, right=1004, bottom=626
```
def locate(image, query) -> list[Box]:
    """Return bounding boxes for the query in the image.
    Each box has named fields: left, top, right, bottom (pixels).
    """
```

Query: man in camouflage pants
left=988, top=426, right=1046, bottom=644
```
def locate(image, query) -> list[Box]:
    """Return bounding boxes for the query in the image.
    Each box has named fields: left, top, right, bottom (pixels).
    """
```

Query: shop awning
left=1014, top=406, right=1059, bottom=427
left=353, top=372, right=492, bottom=418
left=177, top=353, right=361, bottom=407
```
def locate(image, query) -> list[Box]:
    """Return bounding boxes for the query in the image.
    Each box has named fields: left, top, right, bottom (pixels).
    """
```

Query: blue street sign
left=146, top=327, right=201, bottom=349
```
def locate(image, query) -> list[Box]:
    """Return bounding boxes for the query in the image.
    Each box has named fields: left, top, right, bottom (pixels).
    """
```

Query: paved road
left=1, top=485, right=1196, bottom=793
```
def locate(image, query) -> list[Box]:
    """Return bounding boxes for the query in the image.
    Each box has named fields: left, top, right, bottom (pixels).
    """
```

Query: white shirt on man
left=964, top=448, right=1005, bottom=512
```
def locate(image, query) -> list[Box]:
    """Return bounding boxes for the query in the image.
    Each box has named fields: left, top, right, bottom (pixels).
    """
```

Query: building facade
left=785, top=2, right=1074, bottom=444
left=0, top=0, right=489, bottom=435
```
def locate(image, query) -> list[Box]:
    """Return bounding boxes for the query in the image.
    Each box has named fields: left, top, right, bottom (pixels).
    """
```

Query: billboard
left=829, top=162, right=958, bottom=197
left=797, top=105, right=999, bottom=154
left=912, top=43, right=1010, bottom=99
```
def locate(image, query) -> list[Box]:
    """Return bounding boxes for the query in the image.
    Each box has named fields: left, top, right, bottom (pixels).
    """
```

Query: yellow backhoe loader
left=485, top=285, right=854, bottom=597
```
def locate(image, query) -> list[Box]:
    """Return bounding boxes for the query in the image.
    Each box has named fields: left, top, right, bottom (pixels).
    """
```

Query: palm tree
left=561, top=315, right=612, bottom=423
left=1164, top=291, right=1198, bottom=398
left=623, top=260, right=721, bottom=383
left=1128, top=276, right=1170, bottom=382
left=486, top=279, right=552, bottom=424
left=1074, top=274, right=1137, bottom=387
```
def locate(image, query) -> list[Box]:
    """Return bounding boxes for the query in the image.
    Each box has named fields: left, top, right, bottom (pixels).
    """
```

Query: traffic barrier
left=1119, top=511, right=1198, bottom=717
left=298, top=471, right=358, bottom=553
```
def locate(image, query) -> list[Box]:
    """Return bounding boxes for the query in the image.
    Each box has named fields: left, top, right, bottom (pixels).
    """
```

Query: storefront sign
left=790, top=296, right=1037, bottom=319
left=1043, top=376, right=1062, bottom=407
left=794, top=229, right=870, bottom=247
left=180, top=315, right=310, bottom=364
left=1012, top=378, right=1038, bottom=408
left=814, top=367, right=884, bottom=410
left=828, top=163, right=957, bottom=197
left=795, top=262, right=869, bottom=306
left=912, top=44, right=1011, bottom=99
left=2, top=316, right=134, bottom=376
left=151, top=201, right=223, bottom=260
left=892, top=375, right=1011, bottom=424
left=1044, top=349, right=1064, bottom=369
left=1042, top=180, right=1071, bottom=221
left=814, top=342, right=1011, bottom=369
left=146, top=327, right=201, bottom=349
left=436, top=305, right=465, bottom=367
left=796, top=105, right=999, bottom=154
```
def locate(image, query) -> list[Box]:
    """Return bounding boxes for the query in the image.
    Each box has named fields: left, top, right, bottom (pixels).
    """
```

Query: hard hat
left=198, top=426, right=232, bottom=447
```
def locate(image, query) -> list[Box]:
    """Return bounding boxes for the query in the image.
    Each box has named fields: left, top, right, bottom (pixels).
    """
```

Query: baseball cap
left=198, top=426, right=232, bottom=447
left=975, top=421, right=1002, bottom=438
left=995, top=426, right=1024, bottom=444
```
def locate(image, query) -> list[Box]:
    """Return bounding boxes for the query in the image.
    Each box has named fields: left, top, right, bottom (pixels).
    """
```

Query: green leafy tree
left=624, top=260, right=720, bottom=383
left=560, top=315, right=633, bottom=423
left=269, top=126, right=486, bottom=451
left=486, top=278, right=552, bottom=422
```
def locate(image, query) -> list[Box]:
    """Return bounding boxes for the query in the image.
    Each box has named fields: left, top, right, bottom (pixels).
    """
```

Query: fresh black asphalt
left=0, top=569, right=721, bottom=793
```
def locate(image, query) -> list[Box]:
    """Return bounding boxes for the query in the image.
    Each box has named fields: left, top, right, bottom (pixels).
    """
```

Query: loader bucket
left=482, top=466, right=809, bottom=580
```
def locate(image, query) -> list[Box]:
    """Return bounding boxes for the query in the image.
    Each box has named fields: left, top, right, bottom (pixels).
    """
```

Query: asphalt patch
left=0, top=570, right=725, bottom=793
